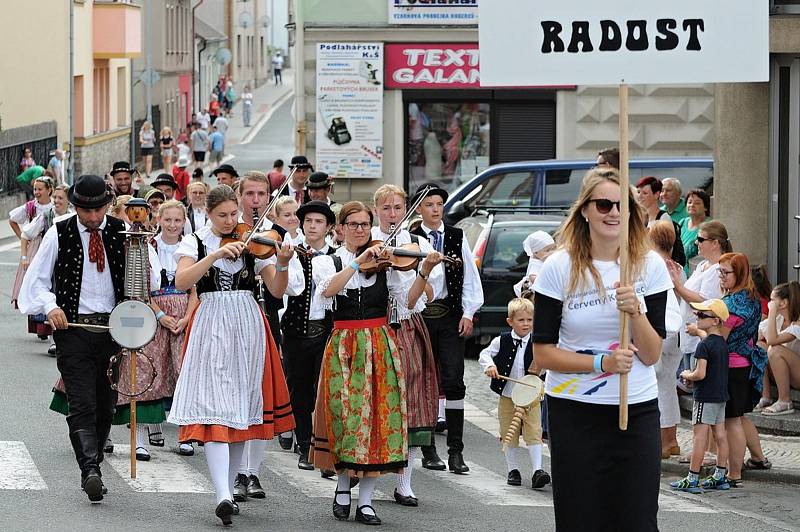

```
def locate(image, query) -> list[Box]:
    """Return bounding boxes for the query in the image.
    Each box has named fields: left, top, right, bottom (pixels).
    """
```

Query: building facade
left=290, top=0, right=715, bottom=203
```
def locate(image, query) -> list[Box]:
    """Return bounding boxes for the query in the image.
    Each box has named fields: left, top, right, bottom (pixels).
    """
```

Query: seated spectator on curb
left=757, top=282, right=800, bottom=417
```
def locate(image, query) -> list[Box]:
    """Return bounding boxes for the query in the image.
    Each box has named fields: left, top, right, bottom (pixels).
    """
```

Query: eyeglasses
left=694, top=311, right=715, bottom=320
left=696, top=236, right=712, bottom=244
left=719, top=269, right=735, bottom=277
left=586, top=198, right=621, bottom=214
left=344, top=222, right=371, bottom=231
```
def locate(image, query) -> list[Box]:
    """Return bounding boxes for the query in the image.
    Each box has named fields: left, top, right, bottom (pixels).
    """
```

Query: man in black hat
left=151, top=173, right=178, bottom=201
left=276, top=155, right=313, bottom=205
left=109, top=161, right=137, bottom=197
left=212, top=163, right=239, bottom=188
left=410, top=184, right=484, bottom=475
left=280, top=200, right=337, bottom=470
left=306, top=171, right=339, bottom=216
left=18, top=174, right=129, bottom=502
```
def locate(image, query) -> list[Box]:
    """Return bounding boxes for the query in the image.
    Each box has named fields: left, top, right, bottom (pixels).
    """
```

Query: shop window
left=407, top=101, right=490, bottom=194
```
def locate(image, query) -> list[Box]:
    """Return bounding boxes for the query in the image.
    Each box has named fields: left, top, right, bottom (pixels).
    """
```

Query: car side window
left=482, top=226, right=531, bottom=272
left=464, top=172, right=534, bottom=211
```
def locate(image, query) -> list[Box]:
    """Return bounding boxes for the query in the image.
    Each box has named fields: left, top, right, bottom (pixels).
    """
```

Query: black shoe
left=47, top=344, right=57, bottom=357
left=215, top=499, right=234, bottom=526
left=233, top=473, right=248, bottom=502
left=103, top=438, right=114, bottom=454
left=81, top=469, right=104, bottom=502
left=232, top=502, right=240, bottom=515
left=393, top=489, right=419, bottom=507
left=278, top=433, right=294, bottom=451
left=421, top=446, right=446, bottom=471
left=321, top=469, right=336, bottom=479
left=247, top=474, right=266, bottom=498
left=135, top=447, right=151, bottom=461
left=298, top=452, right=314, bottom=470
left=38, top=334, right=48, bottom=340
left=531, top=469, right=551, bottom=489
left=293, top=442, right=301, bottom=455
left=448, top=453, right=469, bottom=474
left=435, top=419, right=447, bottom=433
left=507, top=469, right=522, bottom=486
left=177, top=443, right=195, bottom=456
left=148, top=429, right=165, bottom=447
left=355, top=505, right=381, bottom=525
left=333, top=490, right=351, bottom=520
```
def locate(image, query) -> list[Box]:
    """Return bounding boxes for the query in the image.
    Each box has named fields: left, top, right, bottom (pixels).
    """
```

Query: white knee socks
left=228, top=442, right=246, bottom=495
left=335, top=473, right=351, bottom=505
left=205, top=442, right=233, bottom=504
left=437, top=399, right=445, bottom=421
left=527, top=444, right=543, bottom=471
left=136, top=424, right=149, bottom=450
left=503, top=447, right=520, bottom=472
left=396, top=448, right=417, bottom=497
left=357, top=476, right=378, bottom=515
left=239, top=439, right=268, bottom=476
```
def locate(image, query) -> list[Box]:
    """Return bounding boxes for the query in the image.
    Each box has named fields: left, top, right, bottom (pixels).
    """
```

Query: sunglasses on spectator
left=694, top=311, right=716, bottom=319
left=587, top=199, right=621, bottom=214
left=695, top=236, right=712, bottom=244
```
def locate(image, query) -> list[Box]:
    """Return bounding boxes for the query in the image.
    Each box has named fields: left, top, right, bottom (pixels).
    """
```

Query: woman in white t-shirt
left=533, top=168, right=671, bottom=532
left=758, top=282, right=800, bottom=416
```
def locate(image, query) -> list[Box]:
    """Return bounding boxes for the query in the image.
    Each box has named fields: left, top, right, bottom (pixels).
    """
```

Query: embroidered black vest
left=194, top=234, right=257, bottom=295
left=489, top=332, right=534, bottom=396
left=413, top=224, right=464, bottom=315
left=53, top=215, right=126, bottom=322
left=281, top=245, right=336, bottom=337
left=332, top=256, right=388, bottom=321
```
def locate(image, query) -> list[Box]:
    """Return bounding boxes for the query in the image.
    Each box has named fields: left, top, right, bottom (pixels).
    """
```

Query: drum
left=511, top=374, right=545, bottom=408
left=109, top=300, right=157, bottom=349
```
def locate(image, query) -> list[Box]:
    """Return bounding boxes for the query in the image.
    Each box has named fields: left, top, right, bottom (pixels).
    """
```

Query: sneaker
left=233, top=473, right=248, bottom=502
left=701, top=476, right=730, bottom=490
left=670, top=477, right=701, bottom=494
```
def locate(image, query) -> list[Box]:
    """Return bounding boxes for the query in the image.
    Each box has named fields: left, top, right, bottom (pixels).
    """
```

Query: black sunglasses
left=587, top=198, right=621, bottom=214
left=694, top=311, right=715, bottom=319
left=696, top=236, right=712, bottom=244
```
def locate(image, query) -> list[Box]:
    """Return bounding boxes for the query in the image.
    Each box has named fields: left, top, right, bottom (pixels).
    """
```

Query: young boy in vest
left=479, top=298, right=550, bottom=489
left=670, top=298, right=731, bottom=493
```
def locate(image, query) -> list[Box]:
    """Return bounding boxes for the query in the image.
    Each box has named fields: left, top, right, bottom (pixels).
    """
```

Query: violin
left=220, top=207, right=312, bottom=260
left=359, top=241, right=462, bottom=275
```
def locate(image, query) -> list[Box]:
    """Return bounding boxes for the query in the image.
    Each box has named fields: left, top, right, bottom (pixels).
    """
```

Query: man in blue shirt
left=209, top=124, right=225, bottom=166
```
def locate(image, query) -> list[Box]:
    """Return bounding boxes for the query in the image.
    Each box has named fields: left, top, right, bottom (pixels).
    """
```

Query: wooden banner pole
left=618, top=83, right=631, bottom=431
left=130, top=350, right=137, bottom=478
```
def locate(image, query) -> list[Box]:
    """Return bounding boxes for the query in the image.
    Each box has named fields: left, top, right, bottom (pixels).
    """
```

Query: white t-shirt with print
left=533, top=249, right=673, bottom=405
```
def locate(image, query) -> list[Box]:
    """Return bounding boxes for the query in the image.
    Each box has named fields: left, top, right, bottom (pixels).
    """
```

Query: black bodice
left=194, top=234, right=257, bottom=295
left=332, top=256, right=389, bottom=321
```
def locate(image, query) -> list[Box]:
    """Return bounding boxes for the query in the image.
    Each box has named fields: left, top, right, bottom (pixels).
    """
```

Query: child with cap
left=479, top=298, right=550, bottom=490
left=513, top=231, right=556, bottom=298
left=671, top=298, right=731, bottom=493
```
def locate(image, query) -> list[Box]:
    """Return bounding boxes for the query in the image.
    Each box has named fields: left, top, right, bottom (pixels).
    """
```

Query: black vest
left=281, top=244, right=336, bottom=337
left=489, top=332, right=534, bottom=396
left=412, top=224, right=464, bottom=314
left=195, top=233, right=257, bottom=294
left=186, top=206, right=207, bottom=233
left=53, top=215, right=126, bottom=322
left=332, top=256, right=388, bottom=321
left=280, top=186, right=311, bottom=205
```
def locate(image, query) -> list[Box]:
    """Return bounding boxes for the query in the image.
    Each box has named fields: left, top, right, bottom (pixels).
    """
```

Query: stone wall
left=73, top=128, right=132, bottom=177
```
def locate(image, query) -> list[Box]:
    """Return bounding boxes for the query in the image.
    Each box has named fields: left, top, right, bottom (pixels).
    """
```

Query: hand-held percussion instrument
left=500, top=374, right=545, bottom=450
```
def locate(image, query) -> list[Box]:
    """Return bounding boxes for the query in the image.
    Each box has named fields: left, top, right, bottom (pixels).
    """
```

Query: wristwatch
left=275, top=264, right=289, bottom=272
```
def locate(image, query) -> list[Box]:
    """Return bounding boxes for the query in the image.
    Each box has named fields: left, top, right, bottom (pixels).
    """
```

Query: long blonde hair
left=557, top=168, right=650, bottom=297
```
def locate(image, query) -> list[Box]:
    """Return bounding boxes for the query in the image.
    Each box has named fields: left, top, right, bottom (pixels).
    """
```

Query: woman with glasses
left=309, top=201, right=441, bottom=526
left=532, top=168, right=671, bottom=531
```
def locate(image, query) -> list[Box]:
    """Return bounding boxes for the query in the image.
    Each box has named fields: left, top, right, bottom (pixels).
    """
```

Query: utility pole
left=145, top=0, right=153, bottom=123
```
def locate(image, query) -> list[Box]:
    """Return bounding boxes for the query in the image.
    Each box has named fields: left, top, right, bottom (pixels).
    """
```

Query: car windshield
left=483, top=223, right=561, bottom=271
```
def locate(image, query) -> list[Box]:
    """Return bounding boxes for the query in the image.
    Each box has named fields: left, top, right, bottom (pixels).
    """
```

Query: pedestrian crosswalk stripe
left=0, top=441, right=47, bottom=490
left=106, top=445, right=212, bottom=493
left=263, top=450, right=393, bottom=501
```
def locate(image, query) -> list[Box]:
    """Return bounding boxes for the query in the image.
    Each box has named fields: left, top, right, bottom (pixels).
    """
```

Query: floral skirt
left=310, top=317, right=408, bottom=476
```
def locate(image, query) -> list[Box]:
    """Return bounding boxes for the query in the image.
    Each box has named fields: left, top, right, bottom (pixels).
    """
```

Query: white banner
left=389, top=0, right=478, bottom=25
left=478, top=0, right=768, bottom=86
left=315, top=43, right=384, bottom=179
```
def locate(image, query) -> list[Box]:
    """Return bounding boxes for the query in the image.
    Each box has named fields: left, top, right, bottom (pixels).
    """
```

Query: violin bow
left=245, top=166, right=298, bottom=246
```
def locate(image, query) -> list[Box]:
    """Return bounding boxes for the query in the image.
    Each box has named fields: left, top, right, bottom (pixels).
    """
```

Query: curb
left=660, top=457, right=800, bottom=485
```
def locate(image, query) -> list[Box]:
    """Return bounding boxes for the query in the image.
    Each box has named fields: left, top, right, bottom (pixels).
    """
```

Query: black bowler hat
left=296, top=200, right=336, bottom=226
left=306, top=171, right=333, bottom=189
left=110, top=161, right=133, bottom=176
left=288, top=155, right=313, bottom=170
left=212, top=163, right=239, bottom=177
left=411, top=182, right=448, bottom=205
left=151, top=173, right=178, bottom=190
left=69, top=174, right=115, bottom=209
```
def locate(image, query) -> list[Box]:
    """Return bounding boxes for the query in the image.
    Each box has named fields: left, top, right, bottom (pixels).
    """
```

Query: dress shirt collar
left=76, top=215, right=108, bottom=233
left=421, top=222, right=446, bottom=235
left=511, top=331, right=531, bottom=343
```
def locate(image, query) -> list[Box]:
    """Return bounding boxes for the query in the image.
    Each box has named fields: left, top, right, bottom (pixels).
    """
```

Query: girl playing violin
left=309, top=201, right=443, bottom=526
left=167, top=185, right=297, bottom=526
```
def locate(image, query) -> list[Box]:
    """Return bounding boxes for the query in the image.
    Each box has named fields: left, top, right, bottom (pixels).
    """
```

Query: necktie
left=430, top=230, right=442, bottom=253
left=295, top=189, right=303, bottom=205
left=513, top=338, right=523, bottom=351
left=87, top=229, right=105, bottom=273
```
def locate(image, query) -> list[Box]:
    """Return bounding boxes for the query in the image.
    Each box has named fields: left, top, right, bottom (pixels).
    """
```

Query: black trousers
left=548, top=396, right=661, bottom=532
left=422, top=312, right=466, bottom=401
left=54, top=328, right=119, bottom=469
left=282, top=332, right=327, bottom=452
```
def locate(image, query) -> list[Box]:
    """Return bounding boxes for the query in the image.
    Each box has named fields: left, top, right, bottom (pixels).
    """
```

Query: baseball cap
left=690, top=299, right=729, bottom=321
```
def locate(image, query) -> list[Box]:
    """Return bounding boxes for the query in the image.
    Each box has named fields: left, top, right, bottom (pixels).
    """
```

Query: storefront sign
left=315, top=43, right=384, bottom=179
left=389, top=0, right=478, bottom=25
left=479, top=0, right=768, bottom=86
left=385, top=44, right=480, bottom=89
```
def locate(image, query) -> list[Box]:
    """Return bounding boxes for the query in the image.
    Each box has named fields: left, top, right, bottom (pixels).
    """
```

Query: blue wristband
left=155, top=311, right=166, bottom=321
left=593, top=354, right=604, bottom=372
left=349, top=260, right=360, bottom=271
